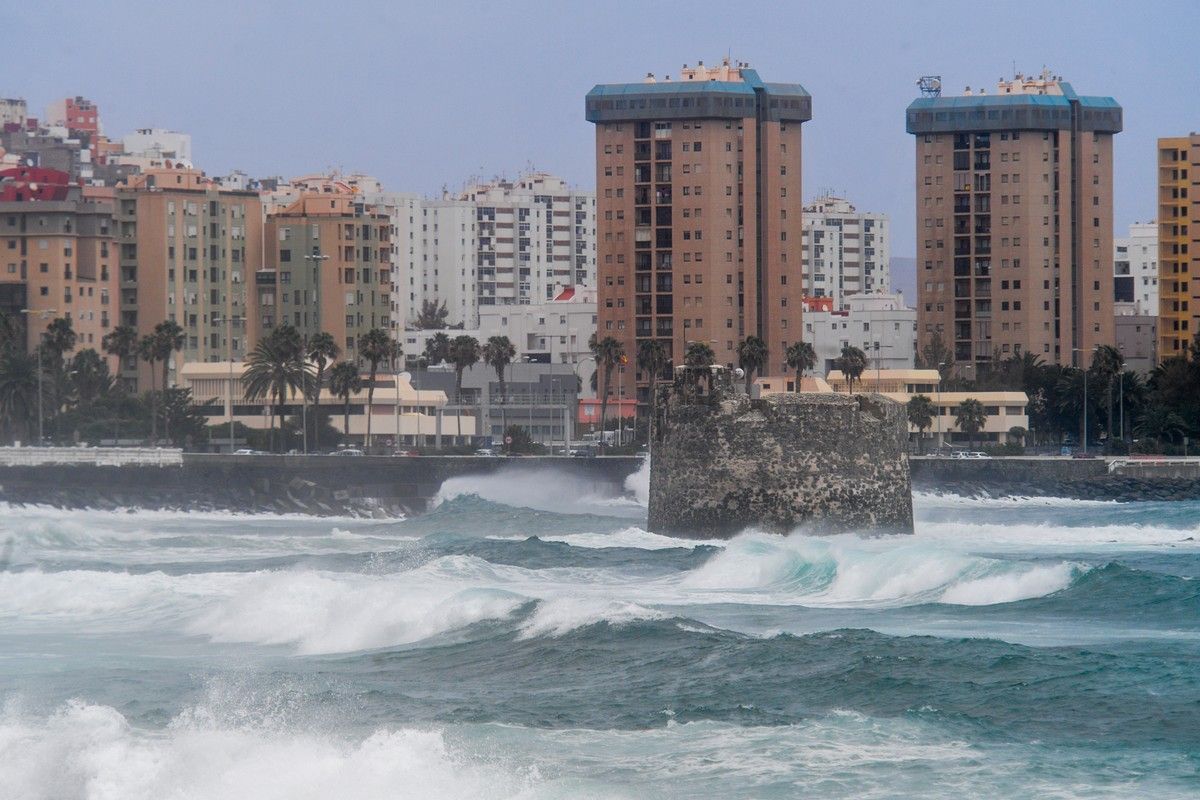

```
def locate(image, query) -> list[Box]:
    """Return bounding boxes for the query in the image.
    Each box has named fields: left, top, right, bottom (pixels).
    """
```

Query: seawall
left=0, top=454, right=643, bottom=517
left=911, top=457, right=1200, bottom=502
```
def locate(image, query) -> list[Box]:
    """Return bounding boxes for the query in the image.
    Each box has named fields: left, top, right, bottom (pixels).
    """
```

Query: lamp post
left=936, top=361, right=946, bottom=452
left=1072, top=347, right=1094, bottom=455
left=301, top=254, right=329, bottom=454
left=873, top=340, right=881, bottom=390
left=1117, top=343, right=1126, bottom=450
left=19, top=309, right=57, bottom=446
left=213, top=315, right=245, bottom=453
left=571, top=355, right=596, bottom=452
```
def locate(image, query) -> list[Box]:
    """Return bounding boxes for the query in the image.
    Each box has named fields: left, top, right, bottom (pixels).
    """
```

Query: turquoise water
left=1, top=463, right=1197, bottom=798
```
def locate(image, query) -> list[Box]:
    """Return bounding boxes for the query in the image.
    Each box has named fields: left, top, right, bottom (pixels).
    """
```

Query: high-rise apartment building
left=1157, top=134, right=1198, bottom=361
left=586, top=58, right=811, bottom=402
left=906, top=71, right=1122, bottom=368
left=801, top=195, right=890, bottom=307
left=258, top=192, right=392, bottom=357
left=115, top=166, right=264, bottom=389
left=0, top=167, right=117, bottom=361
left=1114, top=221, right=1157, bottom=316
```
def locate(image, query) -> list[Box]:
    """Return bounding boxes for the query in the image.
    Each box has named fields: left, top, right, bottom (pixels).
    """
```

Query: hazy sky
left=8, top=0, right=1198, bottom=260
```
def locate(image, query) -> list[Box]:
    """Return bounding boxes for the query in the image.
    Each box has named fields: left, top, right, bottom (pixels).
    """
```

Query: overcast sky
left=8, top=0, right=1198, bottom=260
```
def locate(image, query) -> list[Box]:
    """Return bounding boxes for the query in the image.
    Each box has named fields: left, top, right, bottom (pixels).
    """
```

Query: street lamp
left=571, top=354, right=596, bottom=452
left=1072, top=347, right=1094, bottom=455
left=301, top=254, right=330, bottom=455
left=19, top=308, right=57, bottom=446
left=213, top=315, right=245, bottom=453
left=936, top=360, right=946, bottom=452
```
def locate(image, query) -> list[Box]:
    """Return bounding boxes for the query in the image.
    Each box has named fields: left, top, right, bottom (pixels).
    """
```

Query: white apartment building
left=459, top=172, right=596, bottom=308
left=801, top=292, right=916, bottom=374
left=401, top=287, right=599, bottom=395
left=801, top=195, right=890, bottom=308
left=1114, top=221, right=1157, bottom=316
left=0, top=98, right=26, bottom=127
left=120, top=128, right=193, bottom=162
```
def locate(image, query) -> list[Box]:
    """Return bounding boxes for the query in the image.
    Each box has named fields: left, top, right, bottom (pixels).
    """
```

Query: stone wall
left=0, top=455, right=643, bottom=517
left=649, top=390, right=914, bottom=538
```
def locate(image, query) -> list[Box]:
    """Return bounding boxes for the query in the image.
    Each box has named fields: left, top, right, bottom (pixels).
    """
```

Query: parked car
left=474, top=448, right=498, bottom=457
left=392, top=449, right=420, bottom=457
left=949, top=450, right=990, bottom=459
left=233, top=448, right=266, bottom=456
left=332, top=448, right=364, bottom=457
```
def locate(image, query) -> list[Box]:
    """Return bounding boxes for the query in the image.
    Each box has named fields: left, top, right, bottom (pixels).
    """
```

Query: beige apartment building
left=0, top=178, right=117, bottom=364
left=115, top=166, right=264, bottom=390
left=586, top=58, right=811, bottom=405
left=1157, top=134, right=1198, bottom=361
left=906, top=71, right=1122, bottom=369
left=259, top=193, right=392, bottom=358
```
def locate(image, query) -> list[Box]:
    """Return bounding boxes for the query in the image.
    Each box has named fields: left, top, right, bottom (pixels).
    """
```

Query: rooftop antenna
left=917, top=76, right=942, bottom=98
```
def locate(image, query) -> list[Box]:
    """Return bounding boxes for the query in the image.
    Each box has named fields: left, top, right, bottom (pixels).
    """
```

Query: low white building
left=180, top=362, right=476, bottom=448
left=1114, top=221, right=1157, bottom=316
left=121, top=128, right=193, bottom=162
left=801, top=195, right=890, bottom=308
left=801, top=292, right=916, bottom=374
left=402, top=286, right=598, bottom=395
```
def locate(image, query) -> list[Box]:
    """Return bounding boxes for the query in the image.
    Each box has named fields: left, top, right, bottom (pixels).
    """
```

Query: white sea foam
left=533, top=526, right=714, bottom=551
left=624, top=457, right=650, bottom=506
left=0, top=700, right=540, bottom=800
left=519, top=597, right=665, bottom=639
left=433, top=466, right=645, bottom=518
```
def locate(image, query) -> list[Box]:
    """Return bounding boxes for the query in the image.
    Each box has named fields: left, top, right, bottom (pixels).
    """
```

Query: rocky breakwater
left=648, top=371, right=913, bottom=538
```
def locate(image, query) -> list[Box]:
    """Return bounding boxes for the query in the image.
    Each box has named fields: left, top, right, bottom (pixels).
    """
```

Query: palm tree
left=414, top=299, right=449, bottom=330
left=589, top=334, right=625, bottom=444
left=736, top=335, right=769, bottom=396
left=138, top=334, right=159, bottom=441
left=102, top=325, right=139, bottom=390
left=0, top=310, right=23, bottom=355
left=907, top=394, right=936, bottom=454
left=329, top=361, right=363, bottom=442
left=357, top=327, right=400, bottom=450
left=0, top=348, right=37, bottom=443
left=955, top=398, right=987, bottom=450
left=306, top=331, right=340, bottom=450
left=449, top=334, right=480, bottom=441
left=683, top=341, right=716, bottom=395
left=152, top=320, right=186, bottom=440
left=1135, top=406, right=1186, bottom=452
left=838, top=345, right=867, bottom=394
left=68, top=349, right=113, bottom=407
left=243, top=336, right=313, bottom=452
left=785, top=341, right=817, bottom=391
left=1090, top=344, right=1123, bottom=448
left=636, top=338, right=669, bottom=444
left=423, top=332, right=451, bottom=366
left=483, top=335, right=516, bottom=402
left=43, top=316, right=76, bottom=361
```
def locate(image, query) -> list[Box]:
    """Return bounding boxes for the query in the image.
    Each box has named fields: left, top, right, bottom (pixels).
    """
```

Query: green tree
left=68, top=348, right=113, bottom=407
left=414, top=299, right=449, bottom=330
left=0, top=348, right=37, bottom=443
left=102, top=325, right=139, bottom=391
left=329, top=361, right=363, bottom=443
left=1135, top=406, right=1186, bottom=452
left=0, top=310, right=23, bottom=355
left=637, top=338, right=669, bottom=444
left=305, top=331, right=340, bottom=450
left=955, top=398, right=987, bottom=450
left=152, top=320, right=186, bottom=440
left=449, top=334, right=480, bottom=442
left=683, top=341, right=716, bottom=395
left=916, top=333, right=953, bottom=381
left=483, top=335, right=517, bottom=403
left=43, top=316, right=76, bottom=360
left=243, top=334, right=313, bottom=452
left=838, top=345, right=867, bottom=394
left=589, top=334, right=625, bottom=444
left=907, top=394, right=936, bottom=454
left=423, top=332, right=451, bottom=365
left=785, top=340, right=817, bottom=391
left=138, top=334, right=160, bottom=441
left=736, top=335, right=769, bottom=396
left=1090, top=344, right=1123, bottom=448
left=357, top=327, right=401, bottom=450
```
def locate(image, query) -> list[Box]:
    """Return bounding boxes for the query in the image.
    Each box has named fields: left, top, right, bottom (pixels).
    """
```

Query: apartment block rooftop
left=586, top=56, right=811, bottom=123
left=906, top=69, right=1121, bottom=134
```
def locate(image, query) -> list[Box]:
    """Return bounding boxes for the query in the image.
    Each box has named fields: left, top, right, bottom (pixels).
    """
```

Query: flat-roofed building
left=1157, top=134, right=1199, bottom=361
left=1113, top=221, right=1157, bottom=316
left=907, top=70, right=1122, bottom=370
left=586, top=57, right=812, bottom=408
left=802, top=195, right=889, bottom=306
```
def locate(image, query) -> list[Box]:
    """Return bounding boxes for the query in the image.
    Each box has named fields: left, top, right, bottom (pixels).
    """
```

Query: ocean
left=1, top=460, right=1197, bottom=798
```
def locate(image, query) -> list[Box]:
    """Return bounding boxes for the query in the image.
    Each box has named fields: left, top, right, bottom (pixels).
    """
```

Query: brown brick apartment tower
left=1157, top=133, right=1199, bottom=362
left=906, top=71, right=1122, bottom=369
left=586, top=58, right=811, bottom=406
